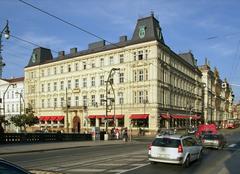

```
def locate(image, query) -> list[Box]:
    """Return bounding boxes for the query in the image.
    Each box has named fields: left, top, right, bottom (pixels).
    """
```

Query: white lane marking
left=228, top=144, right=236, bottom=148
left=107, top=169, right=129, bottom=173
left=95, top=163, right=127, bottom=166
left=130, top=163, right=146, bottom=166
left=67, top=168, right=105, bottom=172
left=117, top=163, right=150, bottom=174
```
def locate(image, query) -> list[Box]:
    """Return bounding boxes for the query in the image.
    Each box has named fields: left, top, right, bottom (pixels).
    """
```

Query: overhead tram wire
left=18, top=0, right=122, bottom=50
left=10, top=34, right=59, bottom=54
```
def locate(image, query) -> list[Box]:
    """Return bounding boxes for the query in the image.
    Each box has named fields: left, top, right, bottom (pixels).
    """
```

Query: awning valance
left=129, top=114, right=149, bottom=119
left=171, top=115, right=188, bottom=119
left=161, top=114, right=171, bottom=119
left=39, top=116, right=64, bottom=121
left=88, top=115, right=124, bottom=119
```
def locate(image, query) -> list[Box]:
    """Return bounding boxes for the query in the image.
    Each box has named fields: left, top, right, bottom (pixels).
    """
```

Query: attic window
left=138, top=51, right=143, bottom=60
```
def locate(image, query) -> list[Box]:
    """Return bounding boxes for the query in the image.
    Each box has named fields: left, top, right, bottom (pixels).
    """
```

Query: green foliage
left=10, top=110, right=38, bottom=131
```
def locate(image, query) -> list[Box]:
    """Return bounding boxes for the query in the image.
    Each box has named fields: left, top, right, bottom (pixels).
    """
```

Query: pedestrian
left=123, top=128, right=128, bottom=142
left=115, top=128, right=120, bottom=140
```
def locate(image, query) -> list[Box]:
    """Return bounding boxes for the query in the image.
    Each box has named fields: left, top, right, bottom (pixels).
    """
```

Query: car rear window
left=152, top=138, right=181, bottom=148
left=203, top=134, right=219, bottom=140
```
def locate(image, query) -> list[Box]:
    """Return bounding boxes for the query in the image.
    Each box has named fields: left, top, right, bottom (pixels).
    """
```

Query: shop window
left=118, top=119, right=124, bottom=127
left=131, top=119, right=148, bottom=128
left=90, top=119, right=96, bottom=127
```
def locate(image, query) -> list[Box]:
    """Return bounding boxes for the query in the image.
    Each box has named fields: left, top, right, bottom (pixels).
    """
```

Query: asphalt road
left=1, top=128, right=240, bottom=174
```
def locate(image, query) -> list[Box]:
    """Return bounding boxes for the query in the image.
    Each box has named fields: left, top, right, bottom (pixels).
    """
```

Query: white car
left=148, top=134, right=202, bottom=167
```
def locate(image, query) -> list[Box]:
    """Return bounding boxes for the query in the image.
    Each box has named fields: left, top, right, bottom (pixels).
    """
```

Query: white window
left=100, top=75, right=105, bottom=86
left=119, top=73, right=124, bottom=83
left=83, top=95, right=87, bottom=106
left=68, top=80, right=71, bottom=89
left=68, top=64, right=71, bottom=72
left=60, top=81, right=64, bottom=90
left=134, top=91, right=137, bottom=104
left=61, top=97, right=64, bottom=107
left=75, top=96, right=79, bottom=106
left=83, top=78, right=87, bottom=88
left=47, top=83, right=51, bottom=92
left=139, top=70, right=144, bottom=81
left=145, top=69, right=148, bottom=80
left=109, top=56, right=114, bottom=65
left=119, top=54, right=124, bottom=63
left=133, top=52, right=137, bottom=61
left=119, top=92, right=124, bottom=104
left=41, top=99, right=45, bottom=108
left=67, top=97, right=71, bottom=107
left=54, top=67, right=57, bottom=75
left=134, top=71, right=137, bottom=82
left=75, top=79, right=79, bottom=88
left=91, top=61, right=95, bottom=68
left=91, top=95, right=96, bottom=106
left=138, top=50, right=143, bottom=60
left=47, top=68, right=50, bottom=76
left=54, top=82, right=57, bottom=91
left=91, top=77, right=95, bottom=87
left=60, top=66, right=64, bottom=73
left=100, top=58, right=104, bottom=67
left=100, top=94, right=104, bottom=106
left=54, top=98, right=57, bottom=108
left=83, top=62, right=86, bottom=70
left=145, top=50, right=148, bottom=59
left=139, top=91, right=144, bottom=103
left=75, top=63, right=79, bottom=71
left=47, top=98, right=50, bottom=108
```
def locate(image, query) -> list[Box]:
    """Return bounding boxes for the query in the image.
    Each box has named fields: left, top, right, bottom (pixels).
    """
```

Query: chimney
left=58, top=51, right=65, bottom=57
left=70, top=48, right=77, bottom=54
left=119, top=35, right=127, bottom=42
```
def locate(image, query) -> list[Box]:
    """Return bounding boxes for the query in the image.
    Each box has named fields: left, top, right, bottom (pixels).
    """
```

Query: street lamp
left=0, top=20, right=10, bottom=78
left=15, top=91, right=25, bottom=116
left=105, top=68, right=120, bottom=139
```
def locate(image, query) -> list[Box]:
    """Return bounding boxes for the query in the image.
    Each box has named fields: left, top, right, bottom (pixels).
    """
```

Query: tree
left=0, top=117, right=10, bottom=133
left=10, top=112, right=38, bottom=132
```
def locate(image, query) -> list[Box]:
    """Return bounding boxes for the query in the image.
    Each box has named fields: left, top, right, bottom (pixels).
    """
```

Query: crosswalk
left=41, top=152, right=149, bottom=174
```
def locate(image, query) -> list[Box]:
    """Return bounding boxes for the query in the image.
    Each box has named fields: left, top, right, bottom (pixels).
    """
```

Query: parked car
left=201, top=134, right=227, bottom=149
left=0, top=158, right=31, bottom=174
left=148, top=134, right=203, bottom=167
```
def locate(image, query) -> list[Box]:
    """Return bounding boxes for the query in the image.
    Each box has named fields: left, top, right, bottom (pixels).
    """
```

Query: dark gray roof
left=178, top=52, right=197, bottom=67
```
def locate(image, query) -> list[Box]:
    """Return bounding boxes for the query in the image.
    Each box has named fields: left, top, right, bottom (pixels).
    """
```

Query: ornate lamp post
left=0, top=20, right=10, bottom=78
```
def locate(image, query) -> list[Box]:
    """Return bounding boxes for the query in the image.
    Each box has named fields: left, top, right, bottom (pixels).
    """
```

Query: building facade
left=24, top=14, right=204, bottom=134
left=199, top=62, right=234, bottom=126
left=0, top=77, right=24, bottom=132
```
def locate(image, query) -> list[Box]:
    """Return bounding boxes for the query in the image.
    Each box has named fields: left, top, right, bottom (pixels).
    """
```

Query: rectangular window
left=100, top=75, right=105, bottom=86
left=12, top=104, right=14, bottom=112
left=47, top=68, right=50, bottom=76
left=75, top=96, right=79, bottom=106
left=54, top=82, right=57, bottom=91
left=91, top=61, right=95, bottom=68
left=67, top=97, right=71, bottom=107
left=145, top=69, right=148, bottom=80
left=119, top=92, right=124, bottom=104
left=139, top=91, right=144, bottom=103
left=47, top=98, right=50, bottom=108
left=134, top=71, right=137, bottom=82
left=133, top=52, right=137, bottom=61
left=54, top=98, right=57, bottom=108
left=83, top=78, right=87, bottom=88
left=61, top=97, right=64, bottom=107
left=75, top=79, right=79, bottom=88
left=12, top=91, right=14, bottom=99
left=60, top=81, right=64, bottom=90
left=60, top=66, right=64, bottom=73
left=91, top=77, right=95, bottom=87
left=91, top=95, right=96, bottom=106
left=83, top=95, right=87, bottom=106
left=68, top=64, right=71, bottom=72
left=138, top=50, right=143, bottom=60
left=134, top=91, right=137, bottom=104
left=83, top=62, right=86, bottom=70
left=109, top=56, right=114, bottom=65
left=42, top=99, right=45, bottom=108
left=100, top=58, right=104, bottom=67
left=139, top=70, right=144, bottom=81
left=119, top=54, right=124, bottom=63
left=47, top=83, right=51, bottom=92
left=119, top=73, right=124, bottom=83
left=54, top=67, right=57, bottom=75
left=75, top=63, right=79, bottom=71
left=145, top=50, right=148, bottom=59
left=41, top=84, right=44, bottom=92
left=68, top=80, right=71, bottom=89
left=100, top=94, right=105, bottom=106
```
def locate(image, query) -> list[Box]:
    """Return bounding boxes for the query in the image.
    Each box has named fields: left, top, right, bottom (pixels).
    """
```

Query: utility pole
left=0, top=20, right=10, bottom=78
left=66, top=88, right=69, bottom=133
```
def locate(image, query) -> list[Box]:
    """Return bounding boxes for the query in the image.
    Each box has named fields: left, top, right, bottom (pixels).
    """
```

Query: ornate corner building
left=24, top=14, right=232, bottom=134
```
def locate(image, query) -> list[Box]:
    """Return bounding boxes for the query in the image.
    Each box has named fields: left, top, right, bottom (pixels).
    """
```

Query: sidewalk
left=0, top=140, right=136, bottom=155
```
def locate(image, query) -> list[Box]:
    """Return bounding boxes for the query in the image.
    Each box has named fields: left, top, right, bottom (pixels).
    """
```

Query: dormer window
left=138, top=51, right=143, bottom=60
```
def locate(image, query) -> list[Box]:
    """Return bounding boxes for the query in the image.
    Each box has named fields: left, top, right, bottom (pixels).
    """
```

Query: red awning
left=88, top=115, right=96, bottom=119
left=88, top=115, right=124, bottom=119
left=39, top=116, right=64, bottom=121
left=171, top=115, right=188, bottom=119
left=129, top=114, right=149, bottom=119
left=192, top=115, right=201, bottom=120
left=96, top=115, right=105, bottom=119
left=161, top=114, right=171, bottom=119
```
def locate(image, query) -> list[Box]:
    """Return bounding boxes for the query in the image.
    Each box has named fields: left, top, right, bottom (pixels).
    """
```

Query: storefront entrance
left=73, top=116, right=80, bottom=133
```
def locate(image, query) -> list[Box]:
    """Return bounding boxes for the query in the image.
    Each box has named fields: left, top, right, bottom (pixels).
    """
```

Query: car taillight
left=178, top=144, right=183, bottom=153
left=148, top=143, right=152, bottom=151
left=202, top=139, right=205, bottom=143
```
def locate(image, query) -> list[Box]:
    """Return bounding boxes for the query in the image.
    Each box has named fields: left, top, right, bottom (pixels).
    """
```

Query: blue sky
left=1, top=0, right=240, bottom=102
